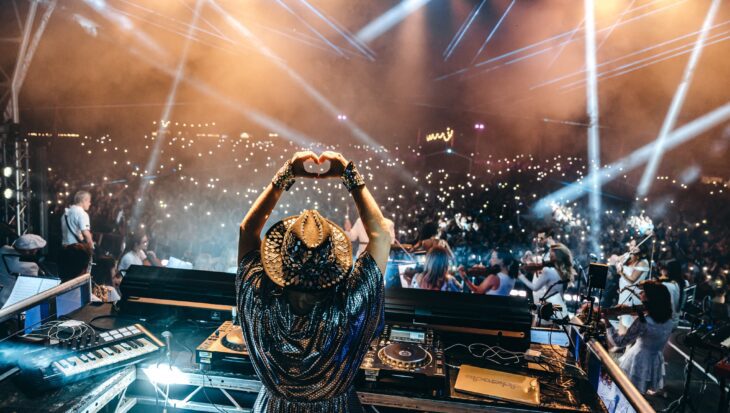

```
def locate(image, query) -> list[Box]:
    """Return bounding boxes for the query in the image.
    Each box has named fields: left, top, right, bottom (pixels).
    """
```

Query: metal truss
left=1, top=0, right=56, bottom=123
left=1, top=123, right=30, bottom=237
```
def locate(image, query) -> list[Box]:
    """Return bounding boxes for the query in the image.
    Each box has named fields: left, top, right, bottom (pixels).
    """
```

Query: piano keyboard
left=22, top=324, right=164, bottom=389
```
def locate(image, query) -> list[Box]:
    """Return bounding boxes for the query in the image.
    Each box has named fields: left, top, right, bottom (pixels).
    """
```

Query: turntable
left=195, top=321, right=252, bottom=372
left=359, top=323, right=445, bottom=392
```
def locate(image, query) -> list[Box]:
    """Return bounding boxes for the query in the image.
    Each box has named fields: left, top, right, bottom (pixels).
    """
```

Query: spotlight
left=446, top=148, right=453, bottom=154
left=2, top=167, right=12, bottom=178
left=3, top=188, right=13, bottom=199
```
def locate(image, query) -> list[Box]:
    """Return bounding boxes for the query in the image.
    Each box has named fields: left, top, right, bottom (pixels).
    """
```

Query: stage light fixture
left=4, top=188, right=14, bottom=199
left=2, top=167, right=12, bottom=178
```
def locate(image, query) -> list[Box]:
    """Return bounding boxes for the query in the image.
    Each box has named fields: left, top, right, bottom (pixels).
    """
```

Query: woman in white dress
left=518, top=243, right=575, bottom=323
left=604, top=281, right=673, bottom=394
left=465, top=249, right=516, bottom=296
left=616, top=242, right=650, bottom=334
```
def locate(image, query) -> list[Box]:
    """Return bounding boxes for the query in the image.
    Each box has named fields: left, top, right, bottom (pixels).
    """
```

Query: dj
left=236, top=151, right=390, bottom=412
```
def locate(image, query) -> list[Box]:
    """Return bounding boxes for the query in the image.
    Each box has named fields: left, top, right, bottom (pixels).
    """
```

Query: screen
left=390, top=328, right=425, bottom=343
left=56, top=282, right=90, bottom=317
left=530, top=329, right=570, bottom=347
left=597, top=375, right=637, bottom=413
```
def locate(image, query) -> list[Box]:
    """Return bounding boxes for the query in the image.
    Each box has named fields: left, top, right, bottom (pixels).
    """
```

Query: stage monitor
left=120, top=265, right=236, bottom=307
left=383, top=288, right=531, bottom=351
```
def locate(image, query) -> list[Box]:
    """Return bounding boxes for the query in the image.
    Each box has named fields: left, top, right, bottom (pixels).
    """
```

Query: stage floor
left=627, top=327, right=724, bottom=412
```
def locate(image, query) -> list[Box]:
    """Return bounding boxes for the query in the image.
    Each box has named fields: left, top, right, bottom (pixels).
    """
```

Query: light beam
left=471, top=0, right=515, bottom=64
left=210, top=1, right=382, bottom=150
left=584, top=0, right=602, bottom=253
left=297, top=0, right=375, bottom=60
left=435, top=0, right=685, bottom=81
left=443, top=0, right=486, bottom=61
left=356, top=0, right=431, bottom=44
left=131, top=0, right=204, bottom=228
left=636, top=0, right=721, bottom=197
left=534, top=102, right=730, bottom=215
left=277, top=0, right=346, bottom=57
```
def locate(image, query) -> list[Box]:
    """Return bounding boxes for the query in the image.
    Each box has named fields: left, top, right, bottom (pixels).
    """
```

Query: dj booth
left=0, top=266, right=654, bottom=413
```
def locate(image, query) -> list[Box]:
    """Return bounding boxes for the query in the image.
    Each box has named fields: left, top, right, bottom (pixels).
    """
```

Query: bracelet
left=272, top=160, right=296, bottom=191
left=341, top=161, right=365, bottom=192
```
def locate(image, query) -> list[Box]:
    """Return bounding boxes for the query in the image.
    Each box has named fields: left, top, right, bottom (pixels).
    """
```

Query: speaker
left=588, top=263, right=608, bottom=289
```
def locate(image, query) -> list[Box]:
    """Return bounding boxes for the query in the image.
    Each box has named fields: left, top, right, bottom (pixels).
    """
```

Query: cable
left=201, top=370, right=229, bottom=413
left=0, top=312, right=60, bottom=344
left=444, top=342, right=524, bottom=366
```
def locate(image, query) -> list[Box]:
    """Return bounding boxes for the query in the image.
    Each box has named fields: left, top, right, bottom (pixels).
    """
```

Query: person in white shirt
left=659, top=260, right=685, bottom=329
left=519, top=243, right=575, bottom=323
left=118, top=231, right=160, bottom=276
left=61, top=190, right=93, bottom=251
left=0, top=234, right=47, bottom=276
left=344, top=216, right=394, bottom=257
left=465, top=249, right=516, bottom=296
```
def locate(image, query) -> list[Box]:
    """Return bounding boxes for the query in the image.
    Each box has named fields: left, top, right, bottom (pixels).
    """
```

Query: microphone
left=161, top=331, right=172, bottom=364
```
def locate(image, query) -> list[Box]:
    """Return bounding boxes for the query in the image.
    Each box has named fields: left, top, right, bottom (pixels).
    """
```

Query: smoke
left=3, top=0, right=727, bottom=174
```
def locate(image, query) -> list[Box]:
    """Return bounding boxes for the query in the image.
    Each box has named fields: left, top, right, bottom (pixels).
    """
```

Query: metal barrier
left=0, top=274, right=90, bottom=322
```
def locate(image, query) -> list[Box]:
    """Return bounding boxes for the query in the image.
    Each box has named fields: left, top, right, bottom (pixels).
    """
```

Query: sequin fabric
left=236, top=250, right=384, bottom=413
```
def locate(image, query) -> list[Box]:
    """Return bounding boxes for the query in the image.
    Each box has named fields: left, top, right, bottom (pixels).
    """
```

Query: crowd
left=35, top=123, right=728, bottom=310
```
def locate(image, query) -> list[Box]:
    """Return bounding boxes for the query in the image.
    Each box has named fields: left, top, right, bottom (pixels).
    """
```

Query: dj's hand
left=289, top=151, right=319, bottom=178
left=316, top=151, right=348, bottom=178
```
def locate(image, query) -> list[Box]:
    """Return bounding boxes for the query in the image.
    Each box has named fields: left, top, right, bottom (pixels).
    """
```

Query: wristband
left=272, top=160, right=296, bottom=191
left=341, top=161, right=365, bottom=192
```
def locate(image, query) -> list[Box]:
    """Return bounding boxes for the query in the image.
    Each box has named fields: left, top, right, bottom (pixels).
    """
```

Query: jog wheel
left=378, top=343, right=432, bottom=370
left=222, top=326, right=246, bottom=352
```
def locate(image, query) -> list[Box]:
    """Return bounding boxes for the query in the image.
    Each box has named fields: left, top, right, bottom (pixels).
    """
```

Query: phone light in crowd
left=474, top=123, right=485, bottom=130
left=337, top=114, right=347, bottom=121
left=446, top=148, right=453, bottom=154
left=509, top=289, right=527, bottom=298
left=2, top=167, right=12, bottom=178
left=3, top=188, right=13, bottom=199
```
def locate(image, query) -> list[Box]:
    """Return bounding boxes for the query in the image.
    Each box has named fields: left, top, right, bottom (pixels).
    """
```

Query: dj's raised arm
left=237, top=151, right=318, bottom=263
left=317, top=151, right=391, bottom=274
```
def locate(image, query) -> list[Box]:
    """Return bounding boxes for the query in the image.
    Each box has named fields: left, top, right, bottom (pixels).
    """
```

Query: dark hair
left=643, top=281, right=672, bottom=323
left=420, top=246, right=450, bottom=290
left=631, top=241, right=649, bottom=260
left=494, top=248, right=517, bottom=279
left=92, top=255, right=117, bottom=286
left=419, top=222, right=438, bottom=241
left=538, top=227, right=555, bottom=238
left=123, top=231, right=147, bottom=255
left=58, top=244, right=92, bottom=282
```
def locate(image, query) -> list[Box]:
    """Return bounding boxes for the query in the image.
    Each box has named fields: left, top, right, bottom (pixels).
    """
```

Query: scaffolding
left=1, top=123, right=30, bottom=238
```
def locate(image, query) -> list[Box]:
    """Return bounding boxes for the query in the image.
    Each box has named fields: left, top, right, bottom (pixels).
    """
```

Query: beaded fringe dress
left=236, top=251, right=384, bottom=413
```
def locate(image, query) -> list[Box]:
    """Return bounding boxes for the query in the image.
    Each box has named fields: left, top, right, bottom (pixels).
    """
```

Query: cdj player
left=359, top=323, right=446, bottom=392
left=195, top=321, right=252, bottom=372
